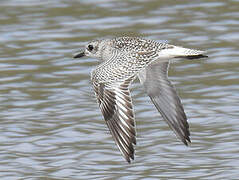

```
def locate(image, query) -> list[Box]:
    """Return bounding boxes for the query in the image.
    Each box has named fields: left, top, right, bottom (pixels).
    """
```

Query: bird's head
left=74, top=39, right=110, bottom=60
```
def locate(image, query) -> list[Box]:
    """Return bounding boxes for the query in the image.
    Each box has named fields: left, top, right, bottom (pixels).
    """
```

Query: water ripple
left=0, top=0, right=239, bottom=179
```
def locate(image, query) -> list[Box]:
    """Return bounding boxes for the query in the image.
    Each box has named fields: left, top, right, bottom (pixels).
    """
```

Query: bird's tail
left=160, top=45, right=208, bottom=59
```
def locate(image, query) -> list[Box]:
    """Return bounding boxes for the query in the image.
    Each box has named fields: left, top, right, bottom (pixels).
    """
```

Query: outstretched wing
left=138, top=62, right=191, bottom=145
left=93, top=76, right=136, bottom=163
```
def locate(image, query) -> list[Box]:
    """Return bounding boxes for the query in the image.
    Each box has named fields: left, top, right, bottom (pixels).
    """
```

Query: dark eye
left=88, top=45, right=94, bottom=51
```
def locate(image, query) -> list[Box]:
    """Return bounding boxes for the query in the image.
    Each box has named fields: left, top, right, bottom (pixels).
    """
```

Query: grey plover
left=74, top=37, right=207, bottom=163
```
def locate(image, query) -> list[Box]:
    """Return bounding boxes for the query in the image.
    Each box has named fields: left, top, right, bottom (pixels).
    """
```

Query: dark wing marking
left=93, top=76, right=136, bottom=163
left=138, top=62, right=190, bottom=145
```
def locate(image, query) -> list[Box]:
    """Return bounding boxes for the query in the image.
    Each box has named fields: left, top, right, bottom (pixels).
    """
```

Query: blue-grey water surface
left=0, top=0, right=239, bottom=179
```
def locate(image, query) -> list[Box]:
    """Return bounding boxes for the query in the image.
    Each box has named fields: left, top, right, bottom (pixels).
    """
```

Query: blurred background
left=0, top=0, right=238, bottom=179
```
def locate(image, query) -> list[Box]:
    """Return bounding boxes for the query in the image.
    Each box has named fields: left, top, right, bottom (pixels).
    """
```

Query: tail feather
left=176, top=54, right=208, bottom=59
left=160, top=45, right=207, bottom=59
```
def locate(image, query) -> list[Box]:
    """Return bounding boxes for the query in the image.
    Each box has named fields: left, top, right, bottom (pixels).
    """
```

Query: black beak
left=73, top=51, right=85, bottom=58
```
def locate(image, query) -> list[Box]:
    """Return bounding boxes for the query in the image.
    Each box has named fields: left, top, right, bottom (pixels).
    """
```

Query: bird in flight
left=74, top=37, right=208, bottom=163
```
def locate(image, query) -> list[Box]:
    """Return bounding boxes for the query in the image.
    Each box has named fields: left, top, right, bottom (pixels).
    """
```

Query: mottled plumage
left=74, top=37, right=208, bottom=163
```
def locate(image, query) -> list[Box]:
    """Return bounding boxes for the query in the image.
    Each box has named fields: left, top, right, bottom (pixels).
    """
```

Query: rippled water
left=0, top=0, right=239, bottom=179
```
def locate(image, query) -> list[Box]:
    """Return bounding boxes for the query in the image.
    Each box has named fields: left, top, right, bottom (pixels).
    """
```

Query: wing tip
left=125, top=154, right=134, bottom=164
left=126, top=152, right=135, bottom=163
left=182, top=135, right=191, bottom=146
